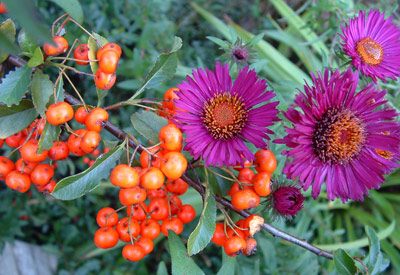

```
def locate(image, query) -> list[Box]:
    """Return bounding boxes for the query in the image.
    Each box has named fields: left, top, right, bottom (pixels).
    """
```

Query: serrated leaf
left=130, top=110, right=168, bottom=144
left=37, top=121, right=60, bottom=154
left=50, top=0, right=84, bottom=24
left=4, top=0, right=51, bottom=44
left=217, top=248, right=236, bottom=275
left=187, top=184, right=216, bottom=255
left=333, top=249, right=357, bottom=275
left=18, top=30, right=38, bottom=53
left=0, top=65, right=32, bottom=106
left=52, top=141, right=125, bottom=200
left=168, top=231, right=204, bottom=275
left=127, top=36, right=182, bottom=100
left=88, top=32, right=108, bottom=74
left=31, top=70, right=54, bottom=116
left=156, top=261, right=168, bottom=275
left=0, top=100, right=37, bottom=139
left=0, top=19, right=17, bottom=63
left=27, top=46, right=43, bottom=67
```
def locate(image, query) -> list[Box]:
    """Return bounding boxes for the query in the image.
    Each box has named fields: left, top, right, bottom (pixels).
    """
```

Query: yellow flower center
left=313, top=108, right=365, bottom=164
left=356, top=37, right=383, bottom=65
left=202, top=93, right=248, bottom=140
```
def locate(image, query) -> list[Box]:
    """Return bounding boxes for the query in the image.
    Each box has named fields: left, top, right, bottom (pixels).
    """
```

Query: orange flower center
left=202, top=93, right=248, bottom=140
left=313, top=108, right=365, bottom=164
left=356, top=37, right=383, bottom=65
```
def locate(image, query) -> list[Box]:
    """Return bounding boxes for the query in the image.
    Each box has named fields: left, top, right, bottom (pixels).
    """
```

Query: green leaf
left=52, top=141, right=125, bottom=200
left=156, top=261, right=168, bottom=275
left=315, top=220, right=396, bottom=251
left=168, top=231, right=204, bottom=275
left=27, top=46, right=43, bottom=67
left=0, top=65, right=32, bottom=106
left=0, top=100, right=37, bottom=139
left=268, top=0, right=331, bottom=62
left=130, top=110, right=168, bottom=144
left=0, top=19, right=17, bottom=63
left=96, top=87, right=108, bottom=107
left=50, top=0, right=84, bottom=24
left=31, top=70, right=54, bottom=116
left=88, top=32, right=108, bottom=74
left=366, top=226, right=390, bottom=275
left=3, top=0, right=52, bottom=44
left=206, top=36, right=229, bottom=49
left=37, top=121, right=60, bottom=154
left=18, top=30, right=38, bottom=53
left=217, top=247, right=236, bottom=275
left=333, top=249, right=357, bottom=275
left=127, top=37, right=182, bottom=100
left=187, top=184, right=216, bottom=255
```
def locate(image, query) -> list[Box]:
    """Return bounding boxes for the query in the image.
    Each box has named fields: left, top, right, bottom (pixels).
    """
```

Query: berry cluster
left=228, top=149, right=277, bottom=210
left=0, top=104, right=110, bottom=194
left=0, top=119, right=57, bottom=193
left=93, top=123, right=196, bottom=262
left=212, top=214, right=264, bottom=257
left=43, top=35, right=121, bottom=91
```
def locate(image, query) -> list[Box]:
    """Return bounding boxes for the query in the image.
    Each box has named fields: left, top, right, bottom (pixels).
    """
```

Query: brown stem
left=6, top=54, right=334, bottom=260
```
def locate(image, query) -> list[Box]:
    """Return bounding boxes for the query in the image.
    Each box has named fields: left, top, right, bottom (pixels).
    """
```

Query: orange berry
left=73, top=44, right=89, bottom=65
left=15, top=158, right=37, bottom=175
left=43, top=36, right=68, bottom=56
left=177, top=204, right=196, bottom=224
left=85, top=108, right=109, bottom=132
left=116, top=217, right=141, bottom=242
left=99, top=50, right=119, bottom=74
left=81, top=131, right=101, bottom=153
left=252, top=172, right=271, bottom=197
left=96, top=207, right=119, bottom=227
left=46, top=102, right=74, bottom=125
left=160, top=217, right=183, bottom=236
left=94, top=69, right=116, bottom=90
left=74, top=106, right=90, bottom=124
left=158, top=124, right=183, bottom=152
left=163, top=87, right=179, bottom=110
left=20, top=139, right=48, bottom=163
left=67, top=129, right=88, bottom=156
left=94, top=227, right=119, bottom=249
left=224, top=236, right=246, bottom=257
left=97, top=43, right=122, bottom=59
left=140, top=167, right=165, bottom=189
left=6, top=171, right=31, bottom=193
left=0, top=156, right=15, bottom=180
left=30, top=164, right=54, bottom=187
left=160, top=152, right=187, bottom=180
left=119, top=186, right=146, bottom=206
left=122, top=244, right=144, bottom=262
left=48, top=141, right=69, bottom=161
left=110, top=164, right=139, bottom=188
left=136, top=237, right=154, bottom=255
left=254, top=149, right=277, bottom=174
left=140, top=219, right=160, bottom=240
left=231, top=189, right=260, bottom=210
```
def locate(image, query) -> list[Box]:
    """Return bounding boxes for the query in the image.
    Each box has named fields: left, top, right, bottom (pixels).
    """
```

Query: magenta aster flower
left=340, top=9, right=400, bottom=82
left=275, top=68, right=400, bottom=202
left=174, top=62, right=279, bottom=166
left=273, top=186, right=305, bottom=216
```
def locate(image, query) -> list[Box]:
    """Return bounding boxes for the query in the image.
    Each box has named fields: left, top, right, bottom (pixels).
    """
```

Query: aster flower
left=273, top=186, right=305, bottom=217
left=174, top=62, right=279, bottom=167
left=275, top=68, right=400, bottom=202
left=340, top=9, right=400, bottom=82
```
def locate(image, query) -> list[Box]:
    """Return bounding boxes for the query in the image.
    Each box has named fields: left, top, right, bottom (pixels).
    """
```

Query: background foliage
left=0, top=0, right=399, bottom=274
